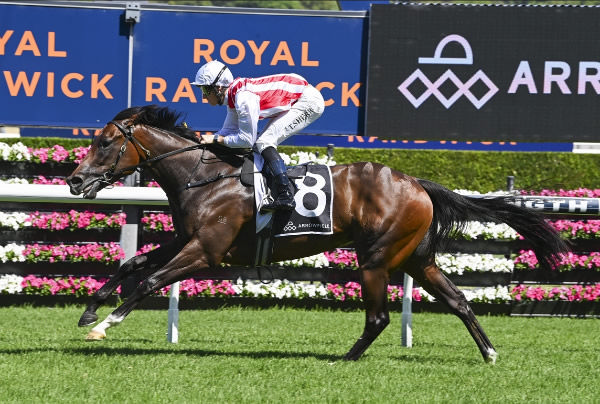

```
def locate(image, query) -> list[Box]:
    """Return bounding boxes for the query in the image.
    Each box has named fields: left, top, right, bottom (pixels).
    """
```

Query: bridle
left=96, top=120, right=203, bottom=186
left=102, top=120, right=151, bottom=181
left=93, top=120, right=242, bottom=191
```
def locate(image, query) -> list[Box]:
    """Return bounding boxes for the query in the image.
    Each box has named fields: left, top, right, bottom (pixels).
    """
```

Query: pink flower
left=51, top=145, right=70, bottom=162
left=324, top=249, right=359, bottom=268
left=72, top=146, right=90, bottom=164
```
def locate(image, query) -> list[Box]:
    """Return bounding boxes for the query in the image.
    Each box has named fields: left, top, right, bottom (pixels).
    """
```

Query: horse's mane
left=113, top=105, right=200, bottom=143
left=112, top=105, right=249, bottom=166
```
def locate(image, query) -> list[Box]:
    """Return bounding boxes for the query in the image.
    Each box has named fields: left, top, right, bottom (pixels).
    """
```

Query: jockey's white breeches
left=254, top=85, right=325, bottom=153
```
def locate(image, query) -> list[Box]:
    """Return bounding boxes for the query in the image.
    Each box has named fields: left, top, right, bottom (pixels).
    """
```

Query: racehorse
left=66, top=105, right=569, bottom=363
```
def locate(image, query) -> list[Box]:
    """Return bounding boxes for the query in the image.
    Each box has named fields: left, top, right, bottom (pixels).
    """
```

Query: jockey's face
left=204, top=91, right=220, bottom=106
left=199, top=85, right=225, bottom=106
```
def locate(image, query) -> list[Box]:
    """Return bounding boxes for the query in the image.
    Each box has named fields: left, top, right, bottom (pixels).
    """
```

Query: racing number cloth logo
left=398, top=34, right=499, bottom=110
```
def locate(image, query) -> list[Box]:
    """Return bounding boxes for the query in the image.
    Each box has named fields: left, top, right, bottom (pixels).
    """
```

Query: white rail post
left=401, top=273, right=413, bottom=348
left=119, top=173, right=141, bottom=297
left=167, top=281, right=180, bottom=343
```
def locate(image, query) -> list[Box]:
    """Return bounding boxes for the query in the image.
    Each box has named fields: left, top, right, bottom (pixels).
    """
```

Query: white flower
left=0, top=243, right=26, bottom=263
left=453, top=189, right=515, bottom=197
left=280, top=151, right=335, bottom=167
left=0, top=143, right=11, bottom=160
left=462, top=286, right=511, bottom=303
left=436, top=253, right=514, bottom=274
left=454, top=189, right=481, bottom=196
left=460, top=221, right=518, bottom=240
left=0, top=274, right=24, bottom=294
left=277, top=253, right=329, bottom=268
left=233, top=278, right=329, bottom=299
left=0, top=212, right=29, bottom=230
left=301, top=283, right=328, bottom=298
left=0, top=178, right=29, bottom=185
left=0, top=142, right=31, bottom=161
left=418, top=285, right=511, bottom=303
left=418, top=288, right=435, bottom=302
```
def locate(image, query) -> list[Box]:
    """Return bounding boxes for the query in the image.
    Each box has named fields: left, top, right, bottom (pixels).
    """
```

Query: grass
left=0, top=305, right=598, bottom=403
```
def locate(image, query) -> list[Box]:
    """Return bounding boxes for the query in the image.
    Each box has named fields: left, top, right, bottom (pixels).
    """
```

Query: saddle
left=240, top=154, right=309, bottom=188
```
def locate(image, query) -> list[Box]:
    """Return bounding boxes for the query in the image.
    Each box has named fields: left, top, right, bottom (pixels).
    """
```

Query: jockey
left=192, top=60, right=325, bottom=212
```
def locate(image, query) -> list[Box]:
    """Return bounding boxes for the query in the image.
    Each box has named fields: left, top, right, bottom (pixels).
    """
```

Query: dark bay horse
left=66, top=105, right=569, bottom=363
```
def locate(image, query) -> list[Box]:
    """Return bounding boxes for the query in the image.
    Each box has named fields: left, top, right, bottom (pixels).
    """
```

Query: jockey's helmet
left=192, top=60, right=233, bottom=88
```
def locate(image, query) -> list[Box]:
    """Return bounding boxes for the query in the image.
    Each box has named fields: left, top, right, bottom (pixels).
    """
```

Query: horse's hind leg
left=406, top=257, right=497, bottom=363
left=78, top=240, right=182, bottom=327
left=343, top=268, right=390, bottom=361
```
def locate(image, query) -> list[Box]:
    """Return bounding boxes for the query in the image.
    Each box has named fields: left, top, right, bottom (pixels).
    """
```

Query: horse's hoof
left=85, top=330, right=106, bottom=341
left=484, top=349, right=498, bottom=364
left=342, top=351, right=361, bottom=361
left=78, top=311, right=98, bottom=327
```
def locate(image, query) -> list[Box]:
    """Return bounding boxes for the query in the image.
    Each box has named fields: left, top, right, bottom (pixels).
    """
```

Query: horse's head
left=66, top=115, right=147, bottom=199
left=67, top=105, right=198, bottom=199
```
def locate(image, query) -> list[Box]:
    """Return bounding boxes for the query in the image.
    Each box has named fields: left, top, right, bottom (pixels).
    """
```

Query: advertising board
left=0, top=3, right=128, bottom=127
left=132, top=7, right=365, bottom=134
left=366, top=3, right=600, bottom=142
left=0, top=2, right=366, bottom=134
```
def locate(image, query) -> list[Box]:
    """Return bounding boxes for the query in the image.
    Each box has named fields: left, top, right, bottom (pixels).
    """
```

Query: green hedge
left=4, top=137, right=599, bottom=192
left=309, top=148, right=600, bottom=192
left=2, top=137, right=91, bottom=149
left=285, top=147, right=600, bottom=192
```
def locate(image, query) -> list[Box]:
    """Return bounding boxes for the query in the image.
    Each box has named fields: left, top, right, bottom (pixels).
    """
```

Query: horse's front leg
left=78, top=238, right=183, bottom=327
left=85, top=239, right=209, bottom=340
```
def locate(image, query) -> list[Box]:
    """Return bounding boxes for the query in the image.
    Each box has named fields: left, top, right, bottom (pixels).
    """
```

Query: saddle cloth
left=252, top=153, right=333, bottom=237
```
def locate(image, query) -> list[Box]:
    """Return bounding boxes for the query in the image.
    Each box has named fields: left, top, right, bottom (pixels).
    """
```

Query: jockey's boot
left=261, top=147, right=295, bottom=212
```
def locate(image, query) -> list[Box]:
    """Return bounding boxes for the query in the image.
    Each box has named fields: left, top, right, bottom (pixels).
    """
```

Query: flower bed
left=0, top=242, right=160, bottom=264
left=4, top=210, right=599, bottom=240
left=0, top=142, right=85, bottom=164
left=520, top=188, right=600, bottom=198
left=3, top=242, right=600, bottom=278
left=22, top=243, right=126, bottom=264
left=515, top=250, right=600, bottom=271
left=2, top=274, right=599, bottom=308
left=3, top=210, right=599, bottom=274
left=511, top=284, right=600, bottom=302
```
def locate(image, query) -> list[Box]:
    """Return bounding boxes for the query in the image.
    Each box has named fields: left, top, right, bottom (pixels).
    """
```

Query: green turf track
left=0, top=306, right=597, bottom=403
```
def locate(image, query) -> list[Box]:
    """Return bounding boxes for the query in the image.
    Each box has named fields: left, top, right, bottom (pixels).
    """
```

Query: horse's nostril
left=67, top=176, right=83, bottom=187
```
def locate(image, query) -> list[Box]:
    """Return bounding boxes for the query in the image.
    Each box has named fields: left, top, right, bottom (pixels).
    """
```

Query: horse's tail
left=417, top=179, right=570, bottom=270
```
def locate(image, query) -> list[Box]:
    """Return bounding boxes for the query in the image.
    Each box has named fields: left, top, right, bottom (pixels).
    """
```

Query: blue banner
left=132, top=9, right=365, bottom=134
left=0, top=3, right=366, bottom=135
left=0, top=3, right=129, bottom=127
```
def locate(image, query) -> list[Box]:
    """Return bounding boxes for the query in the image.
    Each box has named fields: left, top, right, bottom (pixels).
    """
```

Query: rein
left=98, top=120, right=244, bottom=189
left=183, top=172, right=242, bottom=190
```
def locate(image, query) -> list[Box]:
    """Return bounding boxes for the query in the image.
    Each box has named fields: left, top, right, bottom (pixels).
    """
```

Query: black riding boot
left=261, top=147, right=295, bottom=212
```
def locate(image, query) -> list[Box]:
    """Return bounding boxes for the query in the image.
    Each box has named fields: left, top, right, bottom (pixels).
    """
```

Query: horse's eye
left=100, top=139, right=111, bottom=149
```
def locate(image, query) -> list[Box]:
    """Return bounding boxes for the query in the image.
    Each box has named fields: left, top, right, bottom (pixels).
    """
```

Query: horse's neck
left=142, top=129, right=222, bottom=195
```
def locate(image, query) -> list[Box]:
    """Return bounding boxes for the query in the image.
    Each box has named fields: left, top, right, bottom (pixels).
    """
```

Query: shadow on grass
left=0, top=345, right=343, bottom=362
left=390, top=352, right=483, bottom=366
left=0, top=344, right=483, bottom=365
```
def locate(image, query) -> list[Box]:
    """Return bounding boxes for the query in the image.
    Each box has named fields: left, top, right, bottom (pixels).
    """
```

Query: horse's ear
left=122, top=117, right=136, bottom=127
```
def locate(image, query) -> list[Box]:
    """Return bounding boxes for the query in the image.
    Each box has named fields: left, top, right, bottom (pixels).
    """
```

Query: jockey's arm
left=218, top=90, right=259, bottom=148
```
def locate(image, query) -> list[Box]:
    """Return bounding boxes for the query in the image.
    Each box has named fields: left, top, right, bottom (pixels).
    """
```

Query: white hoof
left=85, top=330, right=106, bottom=341
left=484, top=349, right=498, bottom=364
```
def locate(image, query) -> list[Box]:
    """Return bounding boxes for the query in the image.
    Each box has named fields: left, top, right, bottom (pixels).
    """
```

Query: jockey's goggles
left=200, top=86, right=213, bottom=97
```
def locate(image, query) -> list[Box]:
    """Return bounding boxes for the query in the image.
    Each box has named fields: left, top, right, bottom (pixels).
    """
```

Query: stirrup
left=261, top=192, right=295, bottom=212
